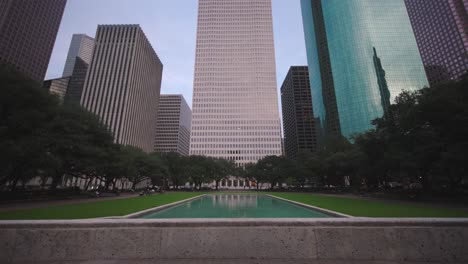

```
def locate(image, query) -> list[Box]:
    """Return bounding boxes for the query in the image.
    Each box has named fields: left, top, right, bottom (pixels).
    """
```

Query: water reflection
left=373, top=47, right=391, bottom=115
left=211, top=194, right=258, bottom=209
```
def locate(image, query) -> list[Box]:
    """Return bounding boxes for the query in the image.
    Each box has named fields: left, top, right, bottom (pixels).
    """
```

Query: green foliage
left=355, top=76, right=468, bottom=192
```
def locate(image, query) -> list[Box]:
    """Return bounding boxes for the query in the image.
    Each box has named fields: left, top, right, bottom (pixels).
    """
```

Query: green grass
left=0, top=192, right=204, bottom=220
left=2, top=192, right=467, bottom=219
left=267, top=193, right=468, bottom=217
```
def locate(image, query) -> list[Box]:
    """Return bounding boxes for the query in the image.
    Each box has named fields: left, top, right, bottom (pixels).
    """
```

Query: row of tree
left=2, top=64, right=467, bottom=194
left=246, top=76, right=468, bottom=193
left=0, top=65, right=240, bottom=192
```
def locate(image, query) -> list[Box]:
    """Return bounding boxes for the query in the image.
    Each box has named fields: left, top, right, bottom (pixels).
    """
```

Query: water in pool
left=141, top=194, right=332, bottom=218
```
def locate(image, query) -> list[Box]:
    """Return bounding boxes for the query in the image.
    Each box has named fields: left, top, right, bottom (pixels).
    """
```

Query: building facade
left=0, top=0, right=67, bottom=82
left=301, top=0, right=429, bottom=140
left=190, top=0, right=282, bottom=165
left=154, top=95, right=192, bottom=156
left=43, top=77, right=70, bottom=102
left=62, top=34, right=95, bottom=77
left=281, top=66, right=316, bottom=158
left=404, top=0, right=468, bottom=86
left=81, top=25, right=163, bottom=153
left=64, top=57, right=89, bottom=104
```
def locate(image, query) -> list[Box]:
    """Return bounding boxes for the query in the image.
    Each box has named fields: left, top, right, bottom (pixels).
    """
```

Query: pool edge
left=265, top=194, right=353, bottom=218
left=122, top=194, right=207, bottom=219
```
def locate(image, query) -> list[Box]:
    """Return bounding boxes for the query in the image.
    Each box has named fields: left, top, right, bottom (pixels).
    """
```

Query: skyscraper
left=43, top=77, right=70, bottom=102
left=281, top=66, right=316, bottom=158
left=154, top=95, right=192, bottom=156
left=43, top=57, right=89, bottom=105
left=404, top=0, right=468, bottom=86
left=0, top=0, right=67, bottom=82
left=301, top=0, right=429, bottom=140
left=64, top=57, right=89, bottom=104
left=190, top=0, right=282, bottom=165
left=62, top=34, right=95, bottom=77
left=81, top=25, right=163, bottom=153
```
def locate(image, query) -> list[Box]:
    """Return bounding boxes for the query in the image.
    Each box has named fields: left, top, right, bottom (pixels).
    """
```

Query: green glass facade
left=301, top=0, right=429, bottom=139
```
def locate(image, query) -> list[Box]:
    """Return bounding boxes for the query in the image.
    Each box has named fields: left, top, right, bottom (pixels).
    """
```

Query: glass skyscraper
left=301, top=0, right=429, bottom=140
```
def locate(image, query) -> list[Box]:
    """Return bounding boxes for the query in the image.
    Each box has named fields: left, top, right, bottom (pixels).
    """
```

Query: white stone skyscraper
left=190, top=0, right=282, bottom=165
left=62, top=34, right=95, bottom=77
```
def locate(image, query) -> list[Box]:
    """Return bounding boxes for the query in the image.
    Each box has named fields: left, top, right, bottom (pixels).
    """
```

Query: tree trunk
left=10, top=177, right=20, bottom=191
left=50, top=172, right=62, bottom=191
left=85, top=177, right=94, bottom=191
left=216, top=180, right=219, bottom=190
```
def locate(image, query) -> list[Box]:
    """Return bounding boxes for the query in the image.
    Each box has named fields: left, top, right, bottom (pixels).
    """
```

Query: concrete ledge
left=1, top=219, right=468, bottom=263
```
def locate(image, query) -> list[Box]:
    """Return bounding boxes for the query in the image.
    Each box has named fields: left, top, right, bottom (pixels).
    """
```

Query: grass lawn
left=268, top=192, right=468, bottom=218
left=0, top=192, right=204, bottom=220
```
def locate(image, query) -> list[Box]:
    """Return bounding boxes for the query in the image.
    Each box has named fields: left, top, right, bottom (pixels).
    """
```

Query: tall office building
left=64, top=57, right=89, bottom=104
left=43, top=77, right=70, bottom=102
left=405, top=0, right=468, bottom=86
left=190, top=0, right=282, bottom=165
left=301, top=0, right=429, bottom=140
left=154, top=95, right=192, bottom=156
left=281, top=66, right=316, bottom=158
left=0, top=0, right=67, bottom=82
left=81, top=25, right=163, bottom=153
left=43, top=57, right=89, bottom=104
left=62, top=34, right=95, bottom=77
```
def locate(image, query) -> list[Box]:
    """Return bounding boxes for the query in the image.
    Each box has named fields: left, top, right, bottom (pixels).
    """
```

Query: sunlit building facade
left=301, top=0, right=429, bottom=140
left=190, top=0, right=282, bottom=165
left=81, top=25, right=163, bottom=153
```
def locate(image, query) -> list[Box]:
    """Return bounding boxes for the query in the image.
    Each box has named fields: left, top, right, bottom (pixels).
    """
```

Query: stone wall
left=1, top=219, right=467, bottom=263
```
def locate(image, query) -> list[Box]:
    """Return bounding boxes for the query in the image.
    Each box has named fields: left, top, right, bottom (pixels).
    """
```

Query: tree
left=256, top=156, right=291, bottom=189
left=208, top=158, right=235, bottom=190
left=0, top=64, right=60, bottom=189
left=44, top=103, right=115, bottom=191
left=160, top=152, right=187, bottom=189
left=354, top=75, right=468, bottom=192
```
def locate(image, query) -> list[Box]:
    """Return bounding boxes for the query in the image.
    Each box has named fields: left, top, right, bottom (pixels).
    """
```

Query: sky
left=46, top=0, right=308, bottom=110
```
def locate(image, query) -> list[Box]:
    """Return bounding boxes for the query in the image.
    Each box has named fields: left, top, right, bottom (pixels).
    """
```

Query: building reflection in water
left=212, top=194, right=258, bottom=209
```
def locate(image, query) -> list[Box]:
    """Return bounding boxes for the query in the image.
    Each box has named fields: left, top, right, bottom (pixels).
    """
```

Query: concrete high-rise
left=64, top=57, right=89, bottom=104
left=0, top=0, right=67, bottom=82
left=405, top=0, right=468, bottom=86
left=62, top=34, right=95, bottom=77
left=281, top=66, right=316, bottom=158
left=154, top=95, right=192, bottom=156
left=81, top=25, right=163, bottom=153
left=43, top=57, right=89, bottom=104
left=190, top=0, right=282, bottom=165
left=43, top=77, right=70, bottom=102
left=301, top=0, right=429, bottom=140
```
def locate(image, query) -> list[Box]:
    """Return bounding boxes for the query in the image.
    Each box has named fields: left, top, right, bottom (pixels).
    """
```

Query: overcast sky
left=46, top=0, right=308, bottom=109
